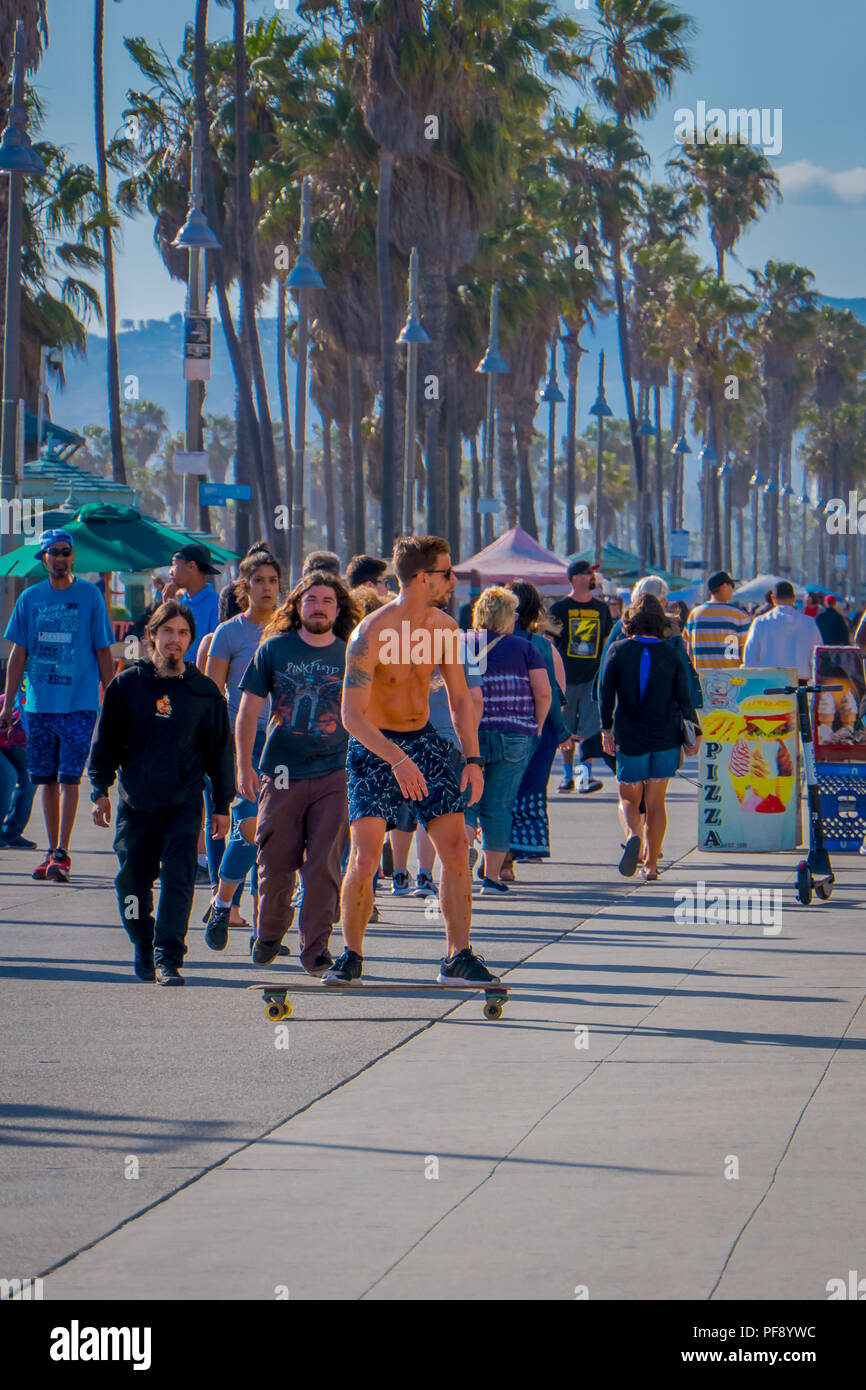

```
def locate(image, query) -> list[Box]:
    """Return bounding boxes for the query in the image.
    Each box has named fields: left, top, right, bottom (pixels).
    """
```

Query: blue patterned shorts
left=347, top=724, right=468, bottom=829
left=27, top=710, right=97, bottom=784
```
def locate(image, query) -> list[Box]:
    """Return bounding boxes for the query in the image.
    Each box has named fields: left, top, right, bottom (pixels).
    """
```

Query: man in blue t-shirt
left=163, top=543, right=221, bottom=662
left=1, top=528, right=116, bottom=882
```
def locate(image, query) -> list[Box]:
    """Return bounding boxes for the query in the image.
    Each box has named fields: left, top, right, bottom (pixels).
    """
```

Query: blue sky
left=37, top=0, right=866, bottom=321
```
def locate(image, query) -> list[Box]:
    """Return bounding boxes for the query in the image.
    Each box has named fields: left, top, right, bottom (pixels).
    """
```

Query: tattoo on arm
left=345, top=630, right=374, bottom=689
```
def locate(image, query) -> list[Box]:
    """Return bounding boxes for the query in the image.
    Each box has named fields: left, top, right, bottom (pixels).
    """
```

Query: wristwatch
left=465, top=756, right=484, bottom=766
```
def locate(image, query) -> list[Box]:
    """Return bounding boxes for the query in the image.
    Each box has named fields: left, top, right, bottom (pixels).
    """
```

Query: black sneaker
left=0, top=833, right=37, bottom=849
left=412, top=871, right=437, bottom=897
left=248, top=934, right=290, bottom=958
left=579, top=778, right=604, bottom=794
left=437, top=948, right=500, bottom=985
left=558, top=776, right=575, bottom=792
left=479, top=877, right=508, bottom=894
left=133, top=946, right=155, bottom=982
left=204, top=902, right=231, bottom=951
left=322, top=949, right=363, bottom=985
left=250, top=937, right=282, bottom=966
left=391, top=870, right=411, bottom=895
left=156, top=963, right=185, bottom=986
left=306, top=951, right=334, bottom=977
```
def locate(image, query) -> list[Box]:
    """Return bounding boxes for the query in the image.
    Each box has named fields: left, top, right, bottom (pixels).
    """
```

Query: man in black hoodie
left=88, top=601, right=235, bottom=985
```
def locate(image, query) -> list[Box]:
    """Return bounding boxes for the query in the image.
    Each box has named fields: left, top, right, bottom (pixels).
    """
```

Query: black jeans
left=113, top=796, right=202, bottom=967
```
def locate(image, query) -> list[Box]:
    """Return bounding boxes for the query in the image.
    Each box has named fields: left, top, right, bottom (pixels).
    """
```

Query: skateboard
left=765, top=682, right=839, bottom=904
left=248, top=979, right=509, bottom=1021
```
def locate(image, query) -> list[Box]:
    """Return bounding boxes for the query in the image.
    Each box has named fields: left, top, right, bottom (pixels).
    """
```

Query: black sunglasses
left=46, top=547, right=73, bottom=557
left=423, top=566, right=455, bottom=579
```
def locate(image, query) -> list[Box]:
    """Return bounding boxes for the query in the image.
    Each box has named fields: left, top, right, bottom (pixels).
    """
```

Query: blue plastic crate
left=816, top=765, right=866, bottom=852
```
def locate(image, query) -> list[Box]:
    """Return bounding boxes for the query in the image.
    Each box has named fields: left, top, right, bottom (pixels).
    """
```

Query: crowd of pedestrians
left=1, top=530, right=860, bottom=985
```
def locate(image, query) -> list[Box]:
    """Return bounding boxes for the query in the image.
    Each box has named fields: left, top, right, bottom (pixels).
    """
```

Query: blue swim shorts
left=347, top=724, right=468, bottom=829
left=28, top=710, right=97, bottom=785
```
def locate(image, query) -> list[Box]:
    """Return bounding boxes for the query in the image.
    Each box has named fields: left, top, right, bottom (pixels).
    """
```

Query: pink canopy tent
left=454, top=526, right=570, bottom=588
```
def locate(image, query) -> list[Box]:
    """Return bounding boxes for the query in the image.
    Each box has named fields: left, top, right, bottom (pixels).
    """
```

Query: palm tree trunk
left=94, top=0, right=126, bottom=485
left=497, top=389, right=518, bottom=529
left=445, top=352, right=461, bottom=557
left=348, top=354, right=365, bottom=553
left=320, top=410, right=335, bottom=553
left=276, top=276, right=294, bottom=572
left=564, top=336, right=581, bottom=555
left=709, top=398, right=723, bottom=572
left=611, top=244, right=644, bottom=559
left=337, top=421, right=352, bottom=558
left=654, top=385, right=666, bottom=570
left=422, top=263, right=447, bottom=535
left=377, top=149, right=396, bottom=553
left=517, top=417, right=538, bottom=539
left=469, top=432, right=481, bottom=553
left=234, top=0, right=280, bottom=534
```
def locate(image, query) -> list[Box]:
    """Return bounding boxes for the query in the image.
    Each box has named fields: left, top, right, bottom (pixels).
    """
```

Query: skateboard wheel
left=483, top=1002, right=503, bottom=1021
left=266, top=1002, right=283, bottom=1021
left=815, top=880, right=832, bottom=901
left=796, top=861, right=813, bottom=906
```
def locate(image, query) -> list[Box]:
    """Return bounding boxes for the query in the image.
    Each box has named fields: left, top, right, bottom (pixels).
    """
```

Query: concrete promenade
left=3, top=764, right=864, bottom=1300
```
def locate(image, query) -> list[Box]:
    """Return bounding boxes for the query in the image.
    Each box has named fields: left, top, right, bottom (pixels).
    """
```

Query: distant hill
left=52, top=295, right=866, bottom=441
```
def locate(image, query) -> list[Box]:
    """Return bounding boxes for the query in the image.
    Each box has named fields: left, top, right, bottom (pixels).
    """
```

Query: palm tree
left=669, top=139, right=780, bottom=281
left=0, top=0, right=48, bottom=337
left=584, top=0, right=694, bottom=565
left=93, top=0, right=126, bottom=484
left=749, top=262, right=818, bottom=570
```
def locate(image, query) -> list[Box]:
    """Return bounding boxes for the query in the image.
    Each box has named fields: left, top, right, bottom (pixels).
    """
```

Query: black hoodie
left=88, top=660, right=235, bottom=815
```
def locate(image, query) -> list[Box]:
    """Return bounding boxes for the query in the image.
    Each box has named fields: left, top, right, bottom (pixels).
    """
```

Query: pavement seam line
left=707, top=985, right=866, bottom=1301
left=359, top=847, right=733, bottom=1300
left=34, top=835, right=697, bottom=1286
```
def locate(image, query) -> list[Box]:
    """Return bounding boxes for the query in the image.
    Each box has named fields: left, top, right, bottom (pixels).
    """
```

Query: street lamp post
left=671, top=428, right=690, bottom=576
left=0, top=20, right=45, bottom=577
left=799, top=468, right=809, bottom=581
left=588, top=351, right=613, bottom=568
left=718, top=427, right=733, bottom=574
left=749, top=467, right=765, bottom=576
left=698, top=432, right=717, bottom=584
left=397, top=248, right=429, bottom=537
left=539, top=336, right=564, bottom=551
left=287, top=177, right=324, bottom=583
left=172, top=118, right=220, bottom=531
left=636, top=396, right=656, bottom=564
left=476, top=284, right=508, bottom=547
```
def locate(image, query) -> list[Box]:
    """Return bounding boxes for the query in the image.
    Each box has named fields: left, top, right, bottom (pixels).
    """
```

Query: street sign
left=477, top=498, right=501, bottom=514
left=682, top=559, right=706, bottom=570
left=173, top=450, right=209, bottom=475
left=670, top=528, right=690, bottom=559
left=184, top=313, right=212, bottom=381
left=200, top=482, right=251, bottom=506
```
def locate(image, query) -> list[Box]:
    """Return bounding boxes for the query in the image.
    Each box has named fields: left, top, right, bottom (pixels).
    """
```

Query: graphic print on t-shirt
left=33, top=600, right=82, bottom=689
left=271, top=659, right=342, bottom=738
left=567, top=609, right=601, bottom=660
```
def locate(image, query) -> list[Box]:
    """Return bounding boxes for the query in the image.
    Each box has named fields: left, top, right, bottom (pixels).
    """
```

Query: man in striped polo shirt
left=683, top=571, right=750, bottom=670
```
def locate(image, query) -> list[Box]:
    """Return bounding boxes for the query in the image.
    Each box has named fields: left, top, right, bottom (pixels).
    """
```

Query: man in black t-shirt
left=236, top=571, right=356, bottom=974
left=550, top=560, right=612, bottom=792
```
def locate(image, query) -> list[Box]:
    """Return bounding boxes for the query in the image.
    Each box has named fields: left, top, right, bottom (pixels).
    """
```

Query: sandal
left=642, top=866, right=660, bottom=881
left=618, top=835, right=641, bottom=877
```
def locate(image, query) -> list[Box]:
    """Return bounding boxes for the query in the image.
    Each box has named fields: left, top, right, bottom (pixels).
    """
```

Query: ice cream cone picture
left=748, top=743, right=773, bottom=799
left=729, top=736, right=751, bottom=804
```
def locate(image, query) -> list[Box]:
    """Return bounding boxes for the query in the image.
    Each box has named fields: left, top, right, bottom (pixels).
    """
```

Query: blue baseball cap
left=38, top=528, right=74, bottom=553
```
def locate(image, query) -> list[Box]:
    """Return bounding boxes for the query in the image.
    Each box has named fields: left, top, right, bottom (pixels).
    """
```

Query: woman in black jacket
left=599, top=594, right=700, bottom=880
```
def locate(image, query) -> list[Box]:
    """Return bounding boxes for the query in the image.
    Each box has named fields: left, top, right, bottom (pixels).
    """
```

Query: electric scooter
left=764, top=683, right=841, bottom=905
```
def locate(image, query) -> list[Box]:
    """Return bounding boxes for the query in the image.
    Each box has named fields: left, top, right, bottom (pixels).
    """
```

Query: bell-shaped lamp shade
left=172, top=207, right=220, bottom=250
left=0, top=123, right=46, bottom=176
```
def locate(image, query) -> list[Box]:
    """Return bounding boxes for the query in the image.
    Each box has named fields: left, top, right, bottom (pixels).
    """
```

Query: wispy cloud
left=779, top=161, right=866, bottom=204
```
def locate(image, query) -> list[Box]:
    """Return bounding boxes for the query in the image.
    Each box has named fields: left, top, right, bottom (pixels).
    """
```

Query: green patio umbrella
left=0, top=504, right=239, bottom=580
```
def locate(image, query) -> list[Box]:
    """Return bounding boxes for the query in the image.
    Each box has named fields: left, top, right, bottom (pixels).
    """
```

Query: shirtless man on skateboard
left=324, top=534, right=497, bottom=986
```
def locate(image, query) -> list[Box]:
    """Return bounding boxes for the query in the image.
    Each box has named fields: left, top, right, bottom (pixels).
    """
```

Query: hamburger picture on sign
left=698, top=669, right=801, bottom=851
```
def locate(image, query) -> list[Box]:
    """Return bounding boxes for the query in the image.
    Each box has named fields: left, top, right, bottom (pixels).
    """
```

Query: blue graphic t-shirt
left=5, top=578, right=115, bottom=714
left=240, top=630, right=347, bottom=779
